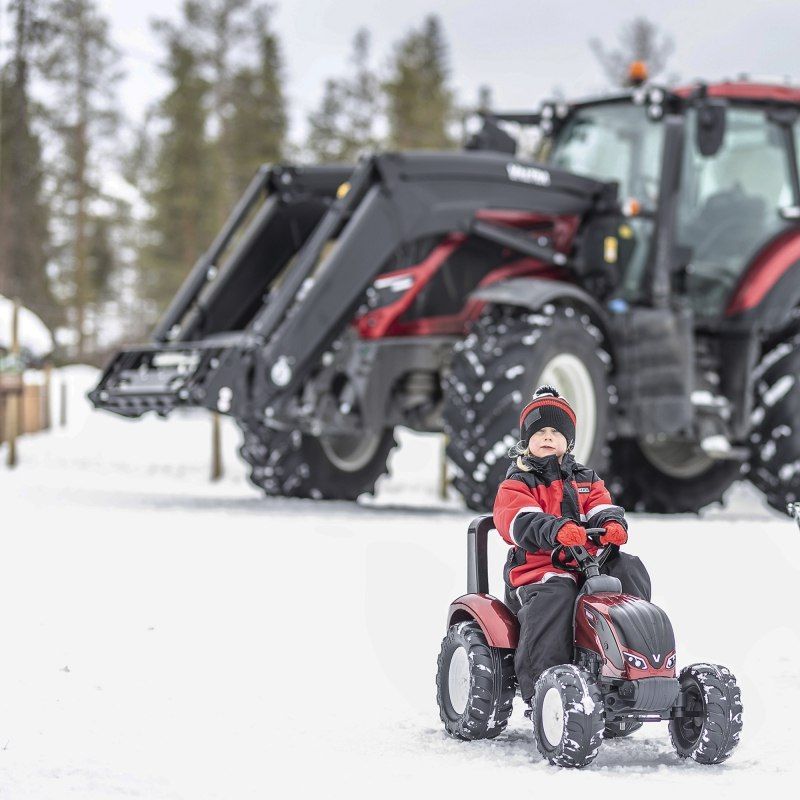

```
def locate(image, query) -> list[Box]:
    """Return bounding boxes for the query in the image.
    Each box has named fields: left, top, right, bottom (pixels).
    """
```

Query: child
left=493, top=385, right=651, bottom=704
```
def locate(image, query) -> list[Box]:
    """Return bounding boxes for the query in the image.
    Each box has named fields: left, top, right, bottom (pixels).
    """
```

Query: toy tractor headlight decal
left=666, top=653, right=676, bottom=670
left=623, top=651, right=648, bottom=670
left=583, top=606, right=624, bottom=670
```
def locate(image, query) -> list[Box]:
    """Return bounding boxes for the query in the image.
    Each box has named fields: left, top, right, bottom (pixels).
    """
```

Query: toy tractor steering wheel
left=551, top=527, right=620, bottom=572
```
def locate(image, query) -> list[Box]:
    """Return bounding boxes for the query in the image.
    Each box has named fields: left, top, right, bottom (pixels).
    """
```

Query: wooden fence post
left=60, top=380, right=67, bottom=427
left=211, top=412, right=223, bottom=481
left=439, top=434, right=449, bottom=500
left=4, top=298, right=20, bottom=468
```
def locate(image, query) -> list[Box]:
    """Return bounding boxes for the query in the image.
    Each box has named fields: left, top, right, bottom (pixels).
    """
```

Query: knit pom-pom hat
left=518, top=385, right=577, bottom=452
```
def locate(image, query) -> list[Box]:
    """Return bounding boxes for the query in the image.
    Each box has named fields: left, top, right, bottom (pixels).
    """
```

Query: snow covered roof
left=0, top=294, right=54, bottom=360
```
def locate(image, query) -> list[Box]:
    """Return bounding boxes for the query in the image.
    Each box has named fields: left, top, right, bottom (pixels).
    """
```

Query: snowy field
left=1, top=366, right=798, bottom=799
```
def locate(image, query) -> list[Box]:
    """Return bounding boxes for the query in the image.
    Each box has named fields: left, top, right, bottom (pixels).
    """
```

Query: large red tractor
left=92, top=78, right=800, bottom=515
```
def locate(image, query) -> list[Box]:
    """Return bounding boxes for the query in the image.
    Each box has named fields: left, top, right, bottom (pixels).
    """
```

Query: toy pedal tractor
left=435, top=515, right=743, bottom=767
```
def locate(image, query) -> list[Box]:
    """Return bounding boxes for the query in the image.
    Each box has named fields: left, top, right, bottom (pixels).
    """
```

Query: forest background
left=0, top=0, right=710, bottom=362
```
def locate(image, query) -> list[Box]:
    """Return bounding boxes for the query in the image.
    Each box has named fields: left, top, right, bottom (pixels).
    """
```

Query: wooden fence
left=0, top=372, right=51, bottom=444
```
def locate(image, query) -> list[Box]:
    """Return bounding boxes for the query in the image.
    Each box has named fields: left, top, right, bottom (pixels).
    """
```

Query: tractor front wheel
left=237, top=420, right=397, bottom=501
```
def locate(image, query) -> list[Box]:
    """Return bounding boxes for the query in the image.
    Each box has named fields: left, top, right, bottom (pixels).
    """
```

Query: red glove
left=556, top=522, right=587, bottom=547
left=600, top=521, right=628, bottom=546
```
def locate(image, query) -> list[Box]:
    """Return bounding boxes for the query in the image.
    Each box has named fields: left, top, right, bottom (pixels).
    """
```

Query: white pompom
left=533, top=384, right=560, bottom=399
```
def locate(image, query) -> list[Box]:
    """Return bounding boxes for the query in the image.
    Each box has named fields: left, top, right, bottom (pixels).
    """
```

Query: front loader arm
left=245, top=151, right=612, bottom=417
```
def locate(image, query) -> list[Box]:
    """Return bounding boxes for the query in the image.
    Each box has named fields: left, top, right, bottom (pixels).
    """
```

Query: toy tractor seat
left=466, top=514, right=496, bottom=596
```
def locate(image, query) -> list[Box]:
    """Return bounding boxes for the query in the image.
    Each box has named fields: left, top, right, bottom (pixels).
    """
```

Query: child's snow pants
left=505, top=552, right=652, bottom=702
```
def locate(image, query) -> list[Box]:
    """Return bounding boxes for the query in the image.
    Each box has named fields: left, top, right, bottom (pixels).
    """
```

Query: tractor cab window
left=548, top=102, right=664, bottom=208
left=677, top=107, right=794, bottom=317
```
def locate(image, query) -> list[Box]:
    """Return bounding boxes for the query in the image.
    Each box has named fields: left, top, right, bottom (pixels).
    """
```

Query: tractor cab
left=483, top=81, right=800, bottom=321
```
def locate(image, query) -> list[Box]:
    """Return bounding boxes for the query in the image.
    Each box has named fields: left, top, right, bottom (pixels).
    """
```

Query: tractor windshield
left=548, top=102, right=664, bottom=209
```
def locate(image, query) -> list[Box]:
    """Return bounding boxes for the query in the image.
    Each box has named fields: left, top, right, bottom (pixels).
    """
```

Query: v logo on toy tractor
left=435, top=515, right=743, bottom=768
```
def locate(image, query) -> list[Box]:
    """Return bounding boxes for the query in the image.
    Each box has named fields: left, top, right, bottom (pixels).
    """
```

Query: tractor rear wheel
left=748, top=330, right=800, bottom=514
left=237, top=420, right=397, bottom=501
left=443, top=305, right=611, bottom=512
left=607, top=438, right=742, bottom=514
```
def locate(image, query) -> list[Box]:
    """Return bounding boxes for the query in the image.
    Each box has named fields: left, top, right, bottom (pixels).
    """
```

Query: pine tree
left=306, top=28, right=381, bottom=163
left=40, top=0, right=122, bottom=358
left=183, top=0, right=271, bottom=221
left=141, top=12, right=215, bottom=316
left=384, top=15, right=455, bottom=151
left=0, top=0, right=54, bottom=326
left=306, top=78, right=347, bottom=164
left=589, top=17, right=675, bottom=88
left=225, top=4, right=288, bottom=192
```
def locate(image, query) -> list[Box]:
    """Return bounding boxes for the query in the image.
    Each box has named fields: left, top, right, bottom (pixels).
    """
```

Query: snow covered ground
left=1, top=366, right=798, bottom=798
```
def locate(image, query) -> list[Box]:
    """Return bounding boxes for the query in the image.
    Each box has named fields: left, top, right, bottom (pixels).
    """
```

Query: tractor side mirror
left=696, top=99, right=726, bottom=157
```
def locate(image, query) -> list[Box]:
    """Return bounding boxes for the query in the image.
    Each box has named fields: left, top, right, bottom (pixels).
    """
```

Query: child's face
left=528, top=427, right=568, bottom=461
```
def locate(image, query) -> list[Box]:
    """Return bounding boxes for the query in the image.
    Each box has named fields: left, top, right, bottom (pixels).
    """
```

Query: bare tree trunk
left=74, top=4, right=89, bottom=359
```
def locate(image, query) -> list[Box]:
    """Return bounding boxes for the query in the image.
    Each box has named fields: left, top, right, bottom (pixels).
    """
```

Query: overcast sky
left=39, top=0, right=800, bottom=144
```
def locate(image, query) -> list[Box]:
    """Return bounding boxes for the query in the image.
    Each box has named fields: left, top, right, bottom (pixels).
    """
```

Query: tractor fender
left=470, top=277, right=609, bottom=335
left=448, top=594, right=519, bottom=649
left=726, top=230, right=800, bottom=332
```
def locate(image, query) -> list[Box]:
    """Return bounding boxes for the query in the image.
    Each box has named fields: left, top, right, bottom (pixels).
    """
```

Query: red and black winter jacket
left=493, top=452, right=627, bottom=587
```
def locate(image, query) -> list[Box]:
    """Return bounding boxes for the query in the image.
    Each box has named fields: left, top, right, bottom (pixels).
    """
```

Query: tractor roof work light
left=628, top=61, right=648, bottom=86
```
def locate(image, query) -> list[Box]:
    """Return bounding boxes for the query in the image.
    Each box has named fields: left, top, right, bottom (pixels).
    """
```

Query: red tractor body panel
left=448, top=593, right=519, bottom=649
left=355, top=210, right=577, bottom=339
left=727, top=230, right=800, bottom=315
left=675, top=81, right=800, bottom=105
left=576, top=594, right=677, bottom=680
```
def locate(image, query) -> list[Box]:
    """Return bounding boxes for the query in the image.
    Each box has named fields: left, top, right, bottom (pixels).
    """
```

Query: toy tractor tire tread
left=532, top=664, right=605, bottom=768
left=436, top=620, right=516, bottom=740
left=668, top=663, right=743, bottom=764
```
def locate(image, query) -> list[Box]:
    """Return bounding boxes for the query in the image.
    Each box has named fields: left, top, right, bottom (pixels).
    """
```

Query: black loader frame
left=91, top=80, right=800, bottom=515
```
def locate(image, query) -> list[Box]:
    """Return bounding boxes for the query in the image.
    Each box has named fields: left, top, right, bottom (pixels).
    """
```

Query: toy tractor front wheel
left=668, top=663, right=743, bottom=764
left=532, top=665, right=605, bottom=767
left=436, top=620, right=515, bottom=740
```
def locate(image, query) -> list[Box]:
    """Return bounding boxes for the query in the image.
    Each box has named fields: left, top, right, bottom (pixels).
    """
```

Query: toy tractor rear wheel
left=238, top=420, right=397, bottom=500
left=443, top=305, right=611, bottom=512
left=436, top=620, right=516, bottom=740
